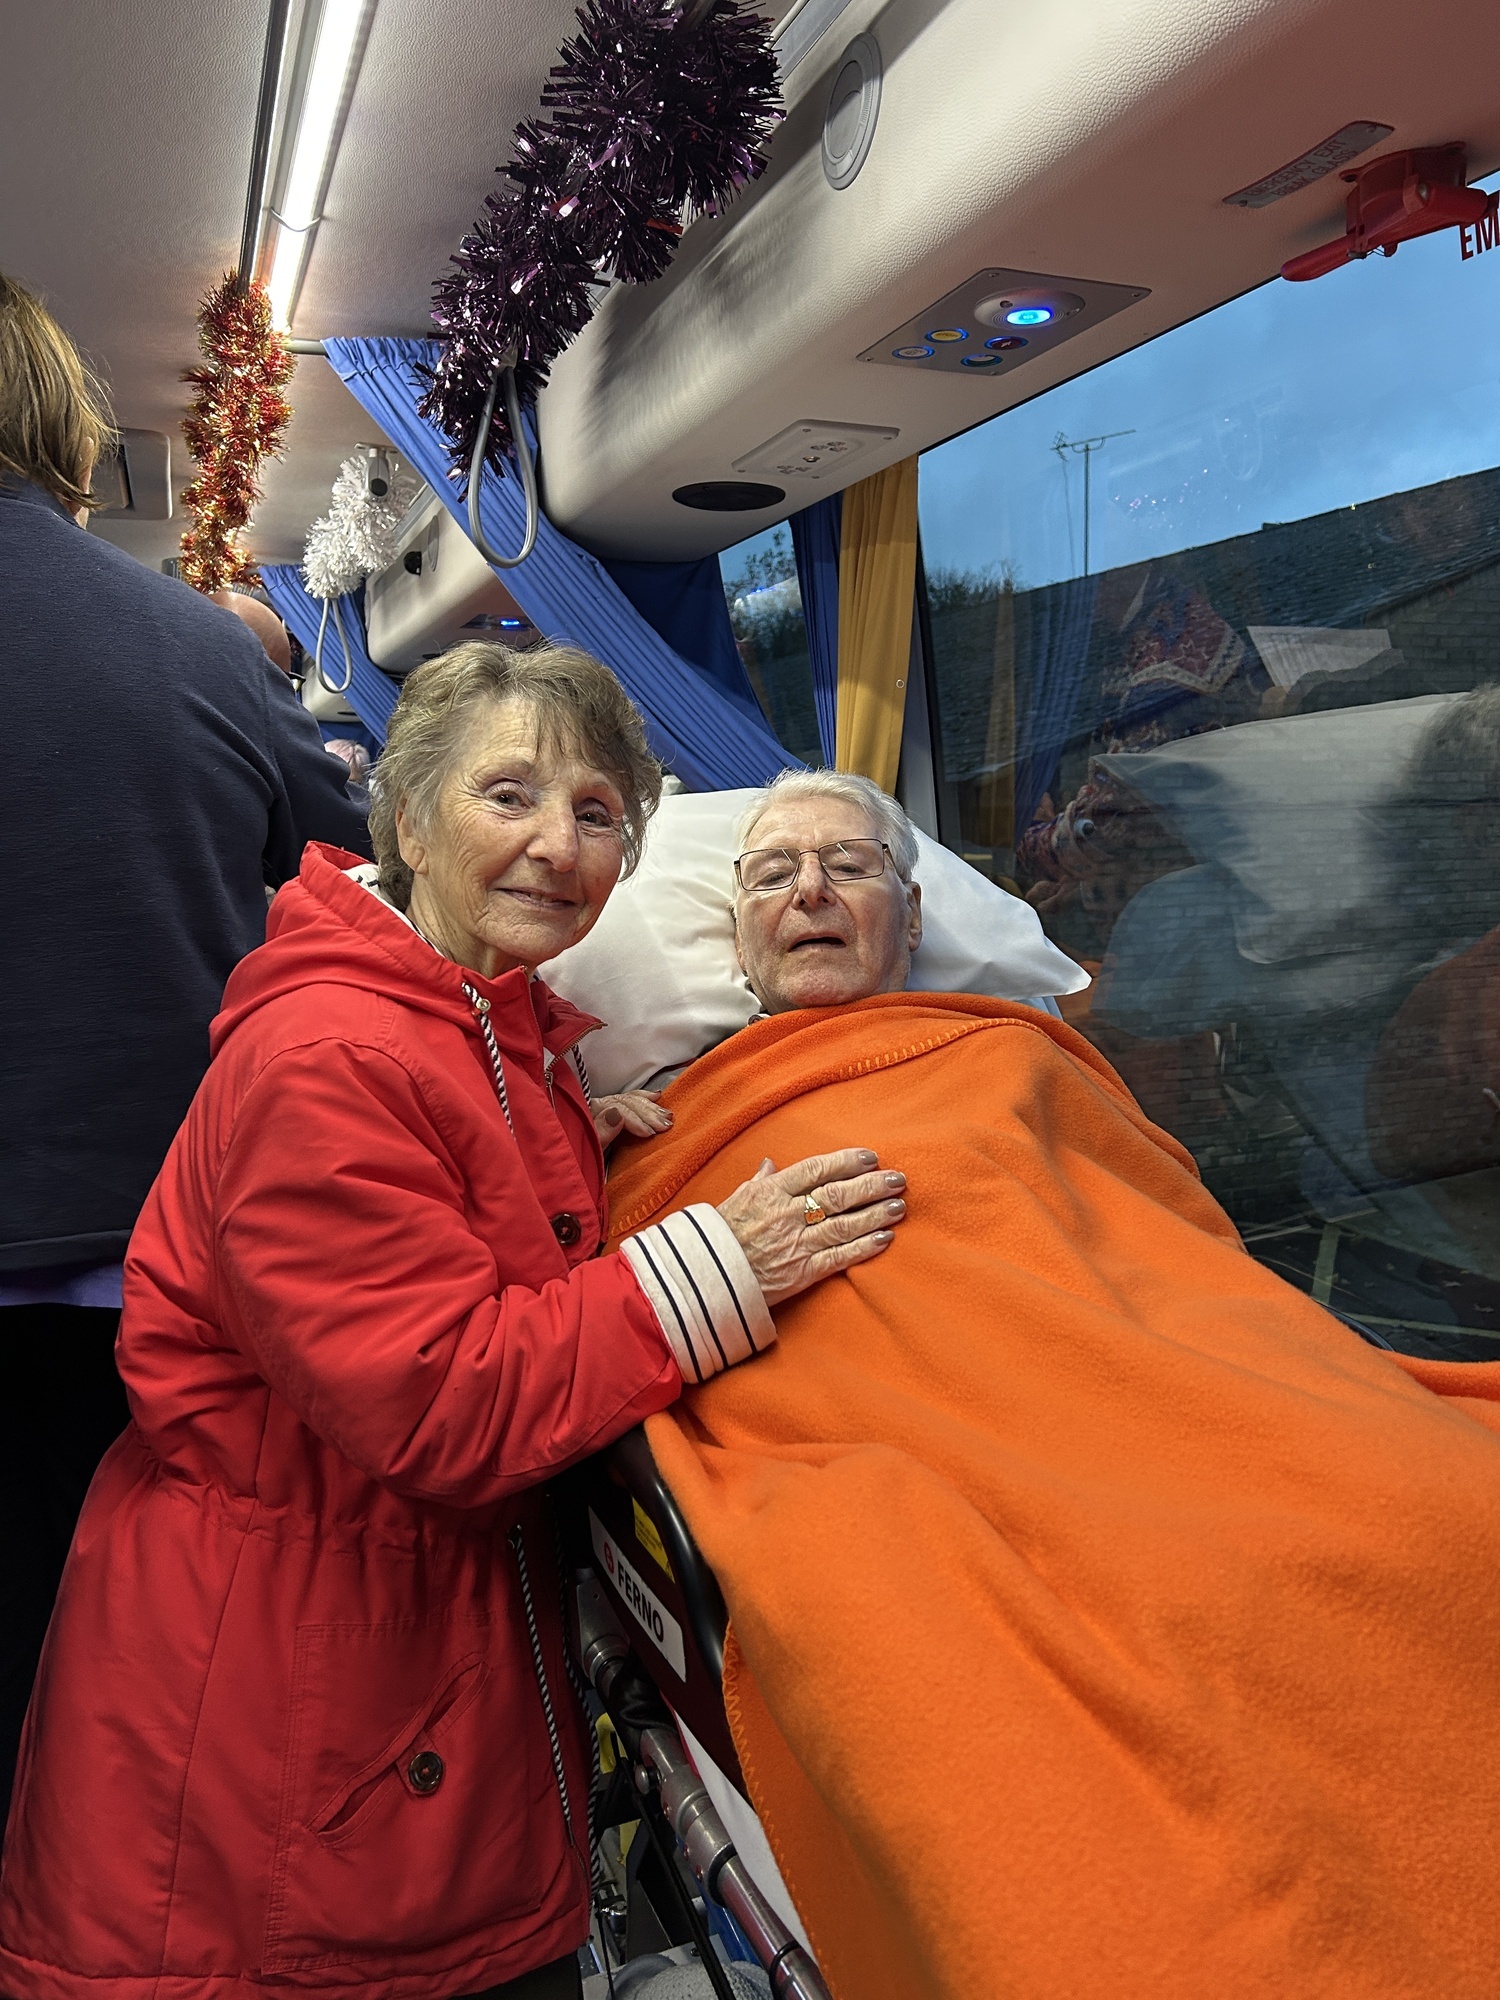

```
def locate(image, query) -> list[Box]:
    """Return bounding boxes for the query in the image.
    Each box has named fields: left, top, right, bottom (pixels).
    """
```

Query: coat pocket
left=263, top=1614, right=565, bottom=1971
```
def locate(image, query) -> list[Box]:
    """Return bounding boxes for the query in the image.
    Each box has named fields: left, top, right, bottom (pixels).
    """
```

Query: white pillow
left=1106, top=694, right=1460, bottom=966
left=540, top=789, right=1089, bottom=1096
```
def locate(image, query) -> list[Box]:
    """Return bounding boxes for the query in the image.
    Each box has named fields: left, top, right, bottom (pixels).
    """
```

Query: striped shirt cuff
left=620, top=1205, right=777, bottom=1385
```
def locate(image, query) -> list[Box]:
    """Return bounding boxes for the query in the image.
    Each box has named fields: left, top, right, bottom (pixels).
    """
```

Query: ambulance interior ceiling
left=5, top=0, right=1498, bottom=573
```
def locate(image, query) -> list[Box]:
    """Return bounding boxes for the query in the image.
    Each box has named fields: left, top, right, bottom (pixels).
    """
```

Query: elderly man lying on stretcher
left=564, top=768, right=1500, bottom=2000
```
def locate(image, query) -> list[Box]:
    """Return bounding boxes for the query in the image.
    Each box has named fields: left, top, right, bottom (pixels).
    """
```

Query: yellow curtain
left=835, top=455, right=919, bottom=791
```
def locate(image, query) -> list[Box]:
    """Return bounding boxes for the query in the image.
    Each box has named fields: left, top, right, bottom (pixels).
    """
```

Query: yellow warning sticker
left=632, top=1497, right=675, bottom=1579
left=596, top=1713, right=620, bottom=1776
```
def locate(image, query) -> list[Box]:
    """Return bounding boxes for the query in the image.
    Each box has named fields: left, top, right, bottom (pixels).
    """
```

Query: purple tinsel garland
left=422, top=0, right=781, bottom=480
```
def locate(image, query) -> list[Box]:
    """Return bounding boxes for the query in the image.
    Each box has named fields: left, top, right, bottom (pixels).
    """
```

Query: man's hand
left=593, top=1090, right=674, bottom=1147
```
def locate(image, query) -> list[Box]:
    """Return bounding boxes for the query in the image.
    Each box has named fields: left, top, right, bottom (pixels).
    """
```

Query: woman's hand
left=717, top=1149, right=907, bottom=1307
left=593, top=1090, right=673, bottom=1147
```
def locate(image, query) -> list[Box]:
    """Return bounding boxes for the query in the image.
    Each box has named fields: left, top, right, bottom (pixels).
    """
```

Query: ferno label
left=590, top=1509, right=687, bottom=1680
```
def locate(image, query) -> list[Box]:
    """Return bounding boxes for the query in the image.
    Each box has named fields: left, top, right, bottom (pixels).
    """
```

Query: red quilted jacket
left=0, top=844, right=681, bottom=2000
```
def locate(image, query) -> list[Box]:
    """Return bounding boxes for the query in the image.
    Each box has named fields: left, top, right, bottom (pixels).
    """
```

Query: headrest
left=541, top=788, right=1089, bottom=1096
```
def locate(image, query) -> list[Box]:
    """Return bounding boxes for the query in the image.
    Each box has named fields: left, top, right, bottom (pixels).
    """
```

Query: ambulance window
left=721, top=525, right=822, bottom=766
left=920, top=171, right=1500, bottom=1355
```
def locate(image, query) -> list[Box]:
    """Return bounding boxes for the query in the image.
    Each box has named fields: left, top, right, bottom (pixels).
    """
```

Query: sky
left=724, top=170, right=1500, bottom=596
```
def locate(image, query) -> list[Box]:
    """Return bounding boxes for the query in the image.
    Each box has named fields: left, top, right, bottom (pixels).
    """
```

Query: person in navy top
left=0, top=267, right=372, bottom=1810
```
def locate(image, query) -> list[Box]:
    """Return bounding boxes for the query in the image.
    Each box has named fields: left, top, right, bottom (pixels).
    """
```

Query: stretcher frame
left=559, top=1429, right=830, bottom=2000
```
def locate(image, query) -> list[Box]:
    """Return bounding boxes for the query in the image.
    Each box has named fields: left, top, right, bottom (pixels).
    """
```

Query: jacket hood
left=211, top=843, right=602, bottom=1062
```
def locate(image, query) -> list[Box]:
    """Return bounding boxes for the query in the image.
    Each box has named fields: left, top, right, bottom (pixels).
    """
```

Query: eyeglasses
left=734, top=839, right=891, bottom=894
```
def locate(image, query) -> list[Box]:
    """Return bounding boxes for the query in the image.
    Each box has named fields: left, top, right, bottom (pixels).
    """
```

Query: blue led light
left=1006, top=306, right=1053, bottom=326
left=961, top=354, right=1003, bottom=369
left=892, top=344, right=935, bottom=359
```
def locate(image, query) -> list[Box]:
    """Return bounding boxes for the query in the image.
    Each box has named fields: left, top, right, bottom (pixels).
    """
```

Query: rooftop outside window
left=919, top=178, right=1500, bottom=1357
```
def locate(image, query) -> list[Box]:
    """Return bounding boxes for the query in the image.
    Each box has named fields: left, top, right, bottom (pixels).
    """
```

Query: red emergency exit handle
left=1281, top=144, right=1494, bottom=282
left=1281, top=236, right=1357, bottom=283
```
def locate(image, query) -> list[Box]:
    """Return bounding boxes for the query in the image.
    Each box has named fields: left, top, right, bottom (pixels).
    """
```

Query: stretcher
left=561, top=1328, right=1408, bottom=2000
left=558, top=1430, right=830, bottom=2000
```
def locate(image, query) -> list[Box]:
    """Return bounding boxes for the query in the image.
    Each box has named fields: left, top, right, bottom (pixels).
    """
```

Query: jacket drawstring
left=467, top=996, right=594, bottom=1879
left=466, top=984, right=593, bottom=1127
left=554, top=1512, right=607, bottom=1895
left=571, top=1044, right=594, bottom=1107
left=464, top=986, right=515, bottom=1136
left=508, top=1521, right=578, bottom=1863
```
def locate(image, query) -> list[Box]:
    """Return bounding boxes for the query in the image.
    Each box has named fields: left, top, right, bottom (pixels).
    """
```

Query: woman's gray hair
left=368, top=640, right=662, bottom=909
left=736, top=768, right=920, bottom=881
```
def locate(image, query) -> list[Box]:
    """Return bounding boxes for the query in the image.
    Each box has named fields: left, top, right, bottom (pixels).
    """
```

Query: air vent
left=732, top=419, right=898, bottom=483
left=861, top=267, right=1149, bottom=377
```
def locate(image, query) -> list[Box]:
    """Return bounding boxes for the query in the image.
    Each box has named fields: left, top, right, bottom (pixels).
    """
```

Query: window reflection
left=920, top=195, right=1500, bottom=1356
left=720, top=526, right=822, bottom=767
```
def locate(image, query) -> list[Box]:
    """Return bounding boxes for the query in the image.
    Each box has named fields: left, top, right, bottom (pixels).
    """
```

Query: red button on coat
left=551, top=1212, right=582, bottom=1246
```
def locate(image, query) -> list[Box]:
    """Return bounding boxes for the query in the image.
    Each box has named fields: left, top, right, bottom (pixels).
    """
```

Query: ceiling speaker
left=822, top=34, right=881, bottom=190
left=672, top=481, right=787, bottom=511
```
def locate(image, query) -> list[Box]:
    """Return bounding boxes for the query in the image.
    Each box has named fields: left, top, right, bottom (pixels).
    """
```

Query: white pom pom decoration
left=302, top=450, right=421, bottom=601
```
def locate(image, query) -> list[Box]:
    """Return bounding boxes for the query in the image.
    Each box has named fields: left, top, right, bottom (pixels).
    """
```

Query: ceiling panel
left=0, top=0, right=265, bottom=566
left=5, top=0, right=773, bottom=568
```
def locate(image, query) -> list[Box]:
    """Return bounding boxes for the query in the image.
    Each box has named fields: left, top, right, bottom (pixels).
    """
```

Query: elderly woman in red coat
left=0, top=642, right=907, bottom=2000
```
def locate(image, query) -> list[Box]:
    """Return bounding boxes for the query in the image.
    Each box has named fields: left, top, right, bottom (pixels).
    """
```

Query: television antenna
left=1052, top=429, right=1134, bottom=575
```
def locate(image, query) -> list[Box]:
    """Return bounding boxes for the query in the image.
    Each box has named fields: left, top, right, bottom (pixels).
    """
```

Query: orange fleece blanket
left=606, top=994, right=1500, bottom=2000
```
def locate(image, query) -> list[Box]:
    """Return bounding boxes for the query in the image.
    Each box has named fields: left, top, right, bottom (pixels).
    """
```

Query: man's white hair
left=736, top=769, right=920, bottom=882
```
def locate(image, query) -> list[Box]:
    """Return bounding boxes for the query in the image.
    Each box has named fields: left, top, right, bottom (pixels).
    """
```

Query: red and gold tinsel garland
left=178, top=278, right=294, bottom=592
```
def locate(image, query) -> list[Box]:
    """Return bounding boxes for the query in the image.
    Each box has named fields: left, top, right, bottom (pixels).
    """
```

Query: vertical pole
left=1055, top=429, right=1130, bottom=581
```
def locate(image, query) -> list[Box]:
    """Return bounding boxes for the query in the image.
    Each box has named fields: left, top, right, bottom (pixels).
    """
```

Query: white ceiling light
left=264, top=0, right=372, bottom=331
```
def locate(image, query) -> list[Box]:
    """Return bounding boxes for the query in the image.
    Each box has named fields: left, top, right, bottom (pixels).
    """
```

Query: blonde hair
left=368, top=640, right=662, bottom=909
left=0, top=270, right=115, bottom=512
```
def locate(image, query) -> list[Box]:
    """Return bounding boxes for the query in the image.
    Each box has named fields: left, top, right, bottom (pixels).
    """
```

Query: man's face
left=734, top=796, right=922, bottom=1014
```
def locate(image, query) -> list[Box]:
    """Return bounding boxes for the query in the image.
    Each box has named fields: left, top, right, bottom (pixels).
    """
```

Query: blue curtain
left=1014, top=574, right=1100, bottom=832
left=602, top=554, right=762, bottom=717
left=261, top=566, right=398, bottom=743
left=789, top=493, right=841, bottom=765
left=321, top=338, right=797, bottom=791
